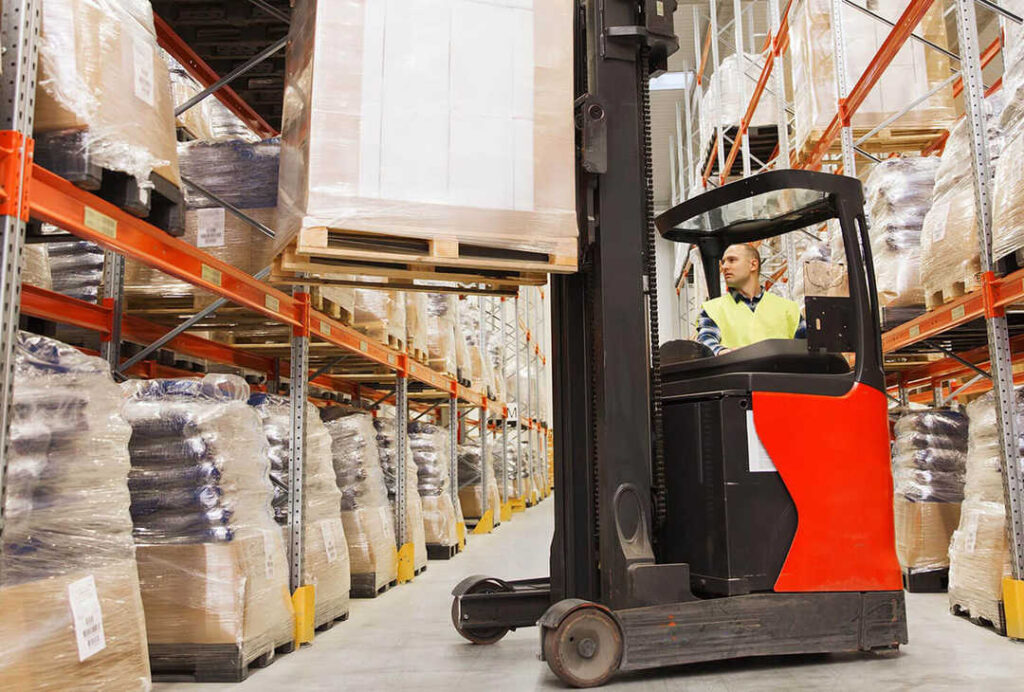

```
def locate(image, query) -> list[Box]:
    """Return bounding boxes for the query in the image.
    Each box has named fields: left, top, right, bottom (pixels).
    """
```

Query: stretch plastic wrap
left=789, top=0, right=954, bottom=153
left=699, top=52, right=779, bottom=147
left=408, top=421, right=458, bottom=547
left=21, top=244, right=53, bottom=290
left=276, top=0, right=577, bottom=259
left=0, top=333, right=150, bottom=690
left=250, top=394, right=350, bottom=626
left=458, top=297, right=496, bottom=396
left=122, top=375, right=293, bottom=660
left=426, top=294, right=459, bottom=376
left=124, top=139, right=279, bottom=305
left=992, top=10, right=1024, bottom=263
left=164, top=51, right=216, bottom=142
left=48, top=239, right=105, bottom=303
left=457, top=440, right=501, bottom=521
left=319, top=286, right=356, bottom=319
left=891, top=410, right=967, bottom=573
left=921, top=95, right=1005, bottom=305
left=864, top=157, right=939, bottom=308
left=321, top=408, right=397, bottom=589
left=374, top=414, right=427, bottom=571
left=405, top=292, right=429, bottom=358
left=948, top=390, right=1023, bottom=625
left=36, top=0, right=180, bottom=187
left=353, top=289, right=406, bottom=347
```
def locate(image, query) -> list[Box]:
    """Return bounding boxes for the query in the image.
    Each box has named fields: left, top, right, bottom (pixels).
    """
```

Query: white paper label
left=321, top=521, right=338, bottom=563
left=507, top=402, right=518, bottom=420
left=132, top=37, right=156, bottom=107
left=746, top=410, right=777, bottom=473
left=68, top=575, right=106, bottom=661
left=931, top=199, right=950, bottom=244
left=196, top=207, right=226, bottom=248
left=964, top=512, right=979, bottom=553
left=262, top=530, right=276, bottom=579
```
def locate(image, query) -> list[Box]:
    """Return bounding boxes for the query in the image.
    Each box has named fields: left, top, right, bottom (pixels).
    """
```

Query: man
left=696, top=243, right=805, bottom=355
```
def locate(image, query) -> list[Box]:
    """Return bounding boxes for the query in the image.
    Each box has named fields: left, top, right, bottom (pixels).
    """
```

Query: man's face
left=720, top=245, right=757, bottom=289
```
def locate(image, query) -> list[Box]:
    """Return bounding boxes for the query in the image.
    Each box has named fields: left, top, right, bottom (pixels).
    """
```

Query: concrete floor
left=156, top=498, right=1024, bottom=691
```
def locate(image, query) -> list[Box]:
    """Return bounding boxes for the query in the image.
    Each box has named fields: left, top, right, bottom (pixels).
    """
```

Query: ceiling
left=153, top=0, right=291, bottom=131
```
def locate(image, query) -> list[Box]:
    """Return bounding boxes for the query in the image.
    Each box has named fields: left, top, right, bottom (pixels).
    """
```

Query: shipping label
left=68, top=575, right=106, bottom=661
left=132, top=36, right=156, bottom=107
left=196, top=207, right=226, bottom=248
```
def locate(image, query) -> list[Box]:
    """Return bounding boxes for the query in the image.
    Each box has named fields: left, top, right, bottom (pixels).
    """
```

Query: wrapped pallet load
left=48, top=239, right=105, bottom=303
left=405, top=292, right=430, bottom=363
left=920, top=92, right=1004, bottom=309
left=458, top=297, right=496, bottom=396
left=892, top=410, right=967, bottom=590
left=353, top=289, right=406, bottom=349
left=276, top=0, right=577, bottom=273
left=121, top=375, right=293, bottom=680
left=35, top=0, right=180, bottom=192
left=408, top=421, right=460, bottom=551
left=250, top=394, right=350, bottom=628
left=321, top=407, right=398, bottom=597
left=948, top=390, right=1021, bottom=632
left=992, top=7, right=1024, bottom=262
left=374, top=413, right=428, bottom=574
left=458, top=439, right=502, bottom=525
left=21, top=244, right=53, bottom=290
left=0, top=333, right=150, bottom=690
left=698, top=52, right=779, bottom=149
left=788, top=0, right=954, bottom=156
left=124, top=138, right=279, bottom=309
left=864, top=157, right=939, bottom=308
left=427, top=294, right=460, bottom=378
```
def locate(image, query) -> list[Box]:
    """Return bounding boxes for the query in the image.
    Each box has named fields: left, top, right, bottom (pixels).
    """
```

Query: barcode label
left=265, top=294, right=280, bottom=312
left=321, top=521, right=338, bottom=563
left=201, top=264, right=222, bottom=287
left=68, top=575, right=106, bottom=661
left=83, top=207, right=117, bottom=238
left=321, top=320, right=331, bottom=336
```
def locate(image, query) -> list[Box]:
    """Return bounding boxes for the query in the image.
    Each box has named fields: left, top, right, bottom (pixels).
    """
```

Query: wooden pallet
left=414, top=564, right=428, bottom=577
left=924, top=261, right=982, bottom=310
left=149, top=638, right=295, bottom=683
left=309, top=286, right=354, bottom=325
left=409, top=344, right=430, bottom=364
left=351, top=573, right=398, bottom=599
left=34, top=129, right=185, bottom=236
left=274, top=251, right=537, bottom=296
left=314, top=611, right=350, bottom=633
left=798, top=123, right=951, bottom=159
left=951, top=600, right=1007, bottom=636
left=426, top=543, right=460, bottom=560
left=295, top=226, right=577, bottom=276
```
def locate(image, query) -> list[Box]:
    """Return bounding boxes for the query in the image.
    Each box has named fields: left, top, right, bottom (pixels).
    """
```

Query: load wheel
left=542, top=606, right=623, bottom=688
left=451, top=578, right=511, bottom=645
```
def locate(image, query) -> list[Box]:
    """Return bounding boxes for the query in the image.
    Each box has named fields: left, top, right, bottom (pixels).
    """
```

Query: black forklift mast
left=551, top=0, right=680, bottom=610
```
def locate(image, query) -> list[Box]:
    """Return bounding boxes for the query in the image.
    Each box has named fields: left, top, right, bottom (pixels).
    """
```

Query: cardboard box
left=341, top=506, right=397, bottom=590
left=894, top=496, right=961, bottom=572
left=459, top=479, right=501, bottom=521
left=282, top=519, right=351, bottom=626
left=0, top=560, right=151, bottom=691
left=136, top=533, right=293, bottom=659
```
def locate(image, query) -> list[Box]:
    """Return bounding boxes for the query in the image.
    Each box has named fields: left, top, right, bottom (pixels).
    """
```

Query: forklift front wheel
left=542, top=606, right=622, bottom=688
left=451, top=578, right=511, bottom=645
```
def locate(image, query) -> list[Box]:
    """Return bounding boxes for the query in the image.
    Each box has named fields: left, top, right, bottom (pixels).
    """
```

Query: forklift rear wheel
left=451, top=578, right=511, bottom=645
left=542, top=606, right=622, bottom=688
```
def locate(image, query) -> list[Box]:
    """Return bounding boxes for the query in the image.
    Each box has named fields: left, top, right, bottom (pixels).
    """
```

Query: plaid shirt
left=696, top=288, right=806, bottom=355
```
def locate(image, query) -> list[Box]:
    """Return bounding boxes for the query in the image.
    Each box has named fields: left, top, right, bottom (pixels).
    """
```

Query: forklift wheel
left=451, top=578, right=511, bottom=645
left=542, top=606, right=622, bottom=688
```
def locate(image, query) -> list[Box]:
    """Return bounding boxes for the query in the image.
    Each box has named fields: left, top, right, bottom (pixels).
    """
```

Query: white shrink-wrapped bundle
left=35, top=0, right=180, bottom=187
left=864, top=157, right=939, bottom=308
left=458, top=439, right=502, bottom=523
left=991, top=6, right=1024, bottom=262
left=1, top=333, right=150, bottom=690
left=353, top=289, right=406, bottom=348
left=405, top=292, right=430, bottom=361
left=47, top=238, right=105, bottom=303
left=458, top=297, right=496, bottom=396
left=427, top=294, right=459, bottom=377
left=789, top=0, right=954, bottom=154
left=21, top=244, right=53, bottom=291
left=408, top=421, right=459, bottom=547
left=275, top=0, right=577, bottom=265
left=891, top=410, right=967, bottom=575
left=948, top=390, right=1022, bottom=630
left=250, top=394, right=350, bottom=627
left=121, top=375, right=293, bottom=669
left=699, top=52, right=779, bottom=148
left=921, top=94, right=1004, bottom=308
left=374, top=413, right=428, bottom=572
left=321, top=407, right=398, bottom=594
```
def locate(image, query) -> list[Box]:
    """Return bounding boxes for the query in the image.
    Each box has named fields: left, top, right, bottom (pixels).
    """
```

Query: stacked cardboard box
left=0, top=333, right=150, bottom=690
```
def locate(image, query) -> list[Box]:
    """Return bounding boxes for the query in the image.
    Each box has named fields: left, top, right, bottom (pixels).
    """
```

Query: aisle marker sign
left=68, top=575, right=106, bottom=661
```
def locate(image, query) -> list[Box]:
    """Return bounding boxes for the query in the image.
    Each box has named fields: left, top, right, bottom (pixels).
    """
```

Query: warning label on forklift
left=746, top=410, right=777, bottom=473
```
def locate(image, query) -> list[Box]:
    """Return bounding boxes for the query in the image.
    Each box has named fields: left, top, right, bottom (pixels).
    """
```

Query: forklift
left=450, top=2, right=906, bottom=687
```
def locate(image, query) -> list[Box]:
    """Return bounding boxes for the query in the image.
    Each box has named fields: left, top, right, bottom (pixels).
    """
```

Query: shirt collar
left=728, top=286, right=764, bottom=303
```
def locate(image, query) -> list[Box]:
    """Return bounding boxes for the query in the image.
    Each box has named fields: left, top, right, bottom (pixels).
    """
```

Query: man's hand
left=718, top=348, right=733, bottom=355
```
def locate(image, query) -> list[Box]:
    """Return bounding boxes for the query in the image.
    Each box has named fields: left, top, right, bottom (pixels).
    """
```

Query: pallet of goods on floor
left=2, top=0, right=557, bottom=687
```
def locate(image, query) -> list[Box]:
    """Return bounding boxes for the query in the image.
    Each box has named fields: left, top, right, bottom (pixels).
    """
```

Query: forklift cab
left=653, top=169, right=899, bottom=598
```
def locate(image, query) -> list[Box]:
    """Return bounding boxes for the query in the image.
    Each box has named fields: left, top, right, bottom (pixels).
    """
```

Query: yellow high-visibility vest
left=701, top=290, right=802, bottom=350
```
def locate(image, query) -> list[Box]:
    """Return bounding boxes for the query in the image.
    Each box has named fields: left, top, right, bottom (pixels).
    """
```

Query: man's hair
left=727, top=243, right=761, bottom=274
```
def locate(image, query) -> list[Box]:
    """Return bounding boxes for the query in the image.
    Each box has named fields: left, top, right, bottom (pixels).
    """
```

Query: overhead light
left=650, top=71, right=694, bottom=91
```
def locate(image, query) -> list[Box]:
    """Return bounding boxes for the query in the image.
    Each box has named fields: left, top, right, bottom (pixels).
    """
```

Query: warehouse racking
left=0, top=0, right=552, bottom=637
left=678, top=0, right=1024, bottom=634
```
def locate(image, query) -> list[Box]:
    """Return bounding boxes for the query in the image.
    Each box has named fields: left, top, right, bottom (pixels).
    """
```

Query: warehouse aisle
left=155, top=498, right=1024, bottom=691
